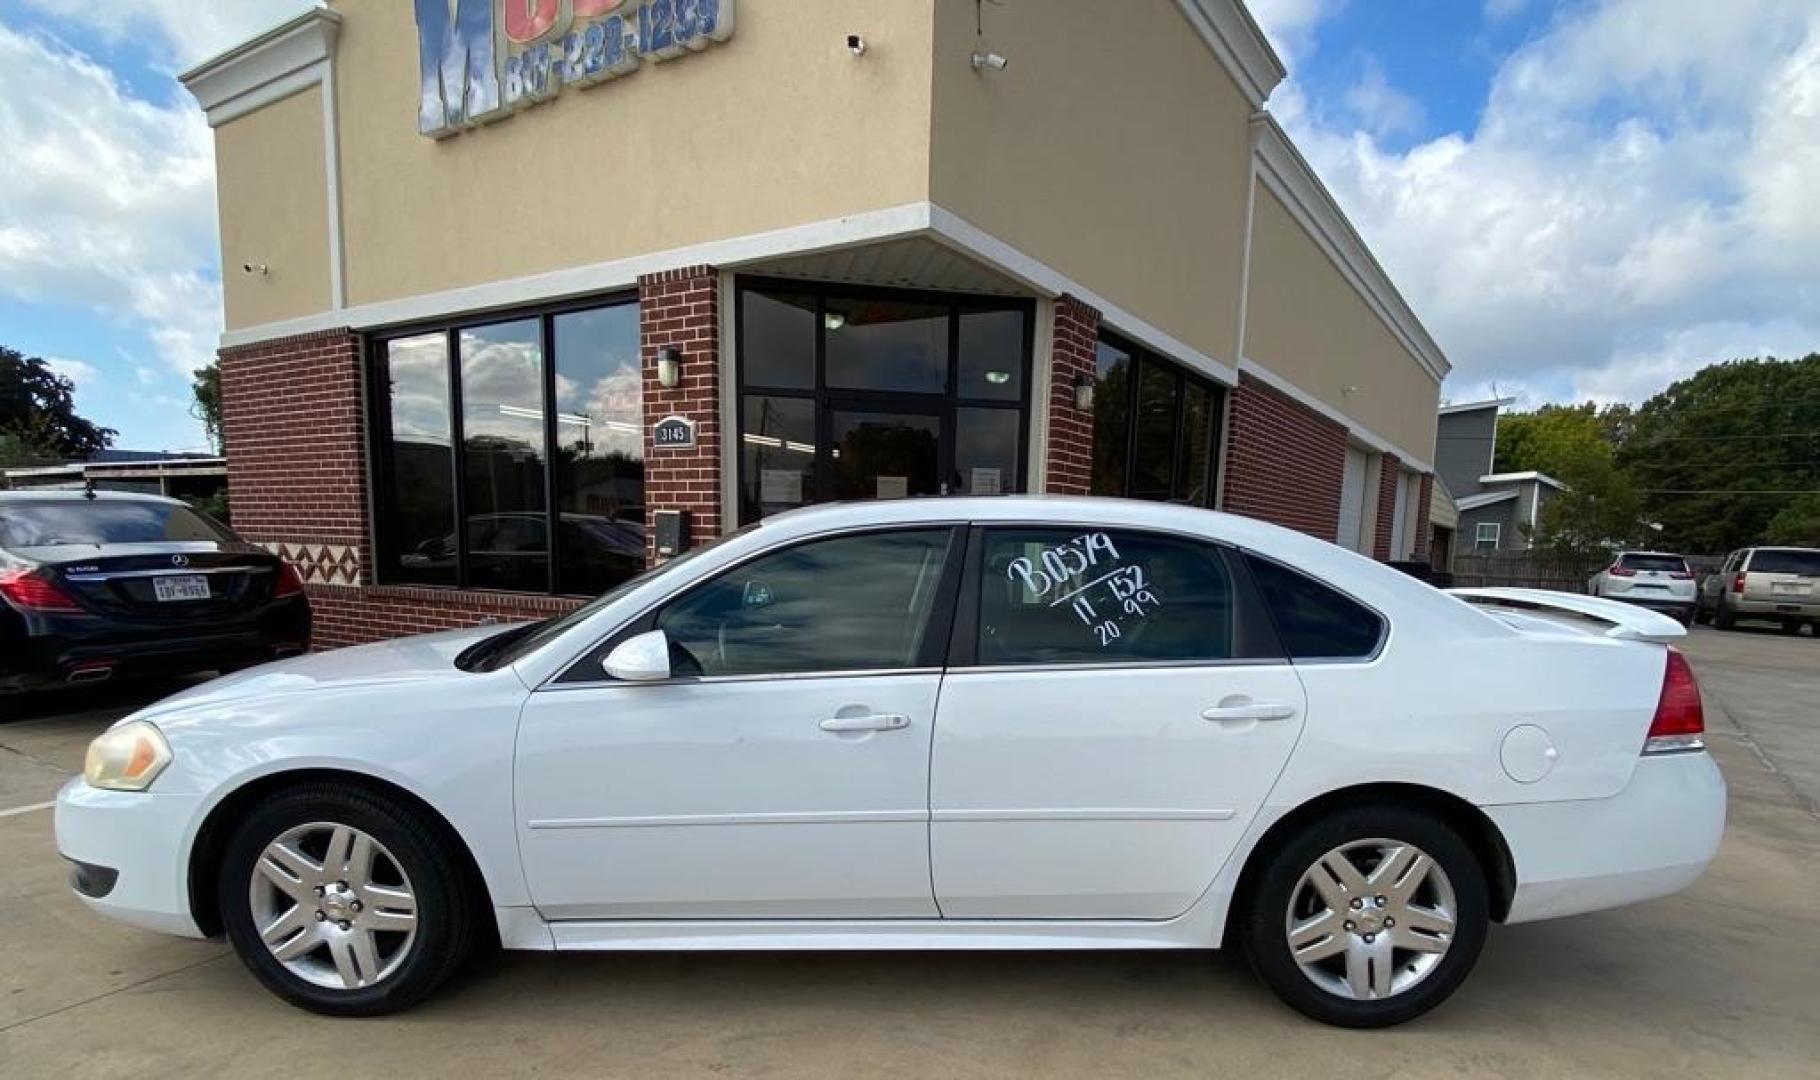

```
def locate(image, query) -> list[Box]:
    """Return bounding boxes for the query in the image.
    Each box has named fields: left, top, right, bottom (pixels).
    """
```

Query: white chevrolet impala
left=56, top=497, right=1724, bottom=1027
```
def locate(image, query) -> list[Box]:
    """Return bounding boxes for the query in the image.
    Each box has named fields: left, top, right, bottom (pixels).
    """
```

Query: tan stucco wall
left=215, top=84, right=331, bottom=328
left=1244, top=186, right=1440, bottom=459
left=318, top=0, right=935, bottom=319
left=927, top=0, right=1253, bottom=372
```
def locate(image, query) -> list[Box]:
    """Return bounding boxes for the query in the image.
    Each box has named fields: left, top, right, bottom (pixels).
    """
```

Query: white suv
left=1589, top=551, right=1697, bottom=625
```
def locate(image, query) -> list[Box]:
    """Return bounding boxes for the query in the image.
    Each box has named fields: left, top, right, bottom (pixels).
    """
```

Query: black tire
left=1781, top=618, right=1802, bottom=635
left=1692, top=604, right=1710, bottom=626
left=218, top=782, right=478, bottom=1016
left=1714, top=604, right=1736, bottom=630
left=1239, top=804, right=1489, bottom=1028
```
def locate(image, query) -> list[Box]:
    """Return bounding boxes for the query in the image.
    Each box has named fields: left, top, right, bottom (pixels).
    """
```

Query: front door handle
left=819, top=713, right=911, bottom=733
left=1201, top=701, right=1298, bottom=723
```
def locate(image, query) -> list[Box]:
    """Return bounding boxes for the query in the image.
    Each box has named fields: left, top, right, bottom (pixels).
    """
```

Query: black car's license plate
left=153, top=575, right=210, bottom=602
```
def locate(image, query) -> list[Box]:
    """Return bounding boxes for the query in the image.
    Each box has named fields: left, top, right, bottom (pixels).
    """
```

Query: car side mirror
left=602, top=629, right=672, bottom=682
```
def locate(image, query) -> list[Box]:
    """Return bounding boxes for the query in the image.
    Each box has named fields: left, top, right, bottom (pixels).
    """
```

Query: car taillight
left=1644, top=648, right=1705, bottom=755
left=1609, top=565, right=1637, bottom=577
left=273, top=563, right=306, bottom=598
left=1670, top=570, right=1694, bottom=580
left=0, top=568, right=84, bottom=612
left=1731, top=572, right=1745, bottom=593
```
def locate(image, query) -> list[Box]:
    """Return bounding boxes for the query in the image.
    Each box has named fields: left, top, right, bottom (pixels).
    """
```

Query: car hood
left=132, top=624, right=522, bottom=720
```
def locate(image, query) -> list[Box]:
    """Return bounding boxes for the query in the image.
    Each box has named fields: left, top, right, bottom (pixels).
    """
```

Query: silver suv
left=1696, top=546, right=1820, bottom=634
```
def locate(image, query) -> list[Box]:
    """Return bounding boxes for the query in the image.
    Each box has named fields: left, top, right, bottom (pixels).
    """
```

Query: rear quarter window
left=1244, top=554, right=1384, bottom=660
left=1618, top=553, right=1688, bottom=573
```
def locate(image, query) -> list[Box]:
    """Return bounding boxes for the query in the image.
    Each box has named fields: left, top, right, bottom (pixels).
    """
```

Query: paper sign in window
left=760, top=469, right=803, bottom=504
left=876, top=475, right=909, bottom=499
left=970, top=467, right=1002, bottom=495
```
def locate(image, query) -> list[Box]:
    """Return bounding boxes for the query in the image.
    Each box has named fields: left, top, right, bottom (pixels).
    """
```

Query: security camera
left=242, top=262, right=268, bottom=276
left=970, top=50, right=1008, bottom=72
left=847, top=34, right=866, bottom=56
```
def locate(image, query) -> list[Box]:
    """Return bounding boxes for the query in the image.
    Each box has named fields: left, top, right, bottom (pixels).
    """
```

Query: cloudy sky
left=0, top=1, right=1816, bottom=450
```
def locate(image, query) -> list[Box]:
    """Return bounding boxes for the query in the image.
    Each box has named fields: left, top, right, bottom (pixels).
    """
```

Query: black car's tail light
left=274, top=562, right=306, bottom=598
left=0, top=568, right=84, bottom=612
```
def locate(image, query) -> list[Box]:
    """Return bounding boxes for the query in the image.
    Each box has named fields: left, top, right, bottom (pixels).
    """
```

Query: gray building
left=1434, top=400, right=1562, bottom=551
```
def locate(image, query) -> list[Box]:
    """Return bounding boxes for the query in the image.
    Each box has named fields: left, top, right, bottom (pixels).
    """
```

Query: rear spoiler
left=1447, top=587, right=1688, bottom=642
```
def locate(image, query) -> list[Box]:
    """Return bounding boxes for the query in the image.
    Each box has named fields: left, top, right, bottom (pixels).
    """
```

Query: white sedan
left=56, top=497, right=1724, bottom=1027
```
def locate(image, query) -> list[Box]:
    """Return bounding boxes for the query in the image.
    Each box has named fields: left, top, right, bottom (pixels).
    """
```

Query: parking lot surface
left=2, top=627, right=1816, bottom=1078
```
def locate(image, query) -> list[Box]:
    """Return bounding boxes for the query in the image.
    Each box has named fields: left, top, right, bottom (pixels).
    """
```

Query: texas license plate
left=153, top=575, right=210, bottom=602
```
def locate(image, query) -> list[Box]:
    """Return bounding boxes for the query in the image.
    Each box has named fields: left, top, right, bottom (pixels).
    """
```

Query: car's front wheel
left=218, top=782, right=478, bottom=1016
left=1240, top=804, right=1489, bottom=1028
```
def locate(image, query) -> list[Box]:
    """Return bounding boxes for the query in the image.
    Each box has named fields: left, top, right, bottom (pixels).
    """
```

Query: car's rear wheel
left=1240, top=804, right=1489, bottom=1028
left=1714, top=604, right=1736, bottom=630
left=1781, top=618, right=1803, bottom=635
left=218, top=783, right=477, bottom=1016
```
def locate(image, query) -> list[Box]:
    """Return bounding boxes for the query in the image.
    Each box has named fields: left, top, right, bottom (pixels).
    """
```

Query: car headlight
left=84, top=721, right=173, bottom=792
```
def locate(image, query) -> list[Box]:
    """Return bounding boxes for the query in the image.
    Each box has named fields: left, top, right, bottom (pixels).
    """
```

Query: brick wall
left=1220, top=373, right=1348, bottom=540
left=218, top=327, right=585, bottom=650
left=639, top=265, right=722, bottom=555
left=1372, top=453, right=1402, bottom=561
left=1413, top=472, right=1434, bottom=559
left=1045, top=295, right=1100, bottom=495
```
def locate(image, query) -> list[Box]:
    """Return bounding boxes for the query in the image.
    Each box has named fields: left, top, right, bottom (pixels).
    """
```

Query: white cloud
left=1343, top=57, right=1426, bottom=138
left=1272, top=0, right=1820, bottom=406
left=45, top=357, right=99, bottom=388
left=0, top=23, right=223, bottom=381
left=1484, top=0, right=1529, bottom=20
left=19, top=0, right=316, bottom=69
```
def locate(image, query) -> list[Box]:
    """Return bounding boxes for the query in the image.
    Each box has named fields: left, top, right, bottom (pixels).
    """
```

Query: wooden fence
left=1448, top=550, right=1608, bottom=592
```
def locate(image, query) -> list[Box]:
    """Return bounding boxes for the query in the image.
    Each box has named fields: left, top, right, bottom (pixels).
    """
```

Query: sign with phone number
left=416, top=0, right=735, bottom=139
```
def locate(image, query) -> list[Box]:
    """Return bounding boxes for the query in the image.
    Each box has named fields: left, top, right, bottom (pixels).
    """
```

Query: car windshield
left=1618, top=553, right=1687, bottom=573
left=1750, top=550, right=1820, bottom=576
left=0, top=500, right=233, bottom=548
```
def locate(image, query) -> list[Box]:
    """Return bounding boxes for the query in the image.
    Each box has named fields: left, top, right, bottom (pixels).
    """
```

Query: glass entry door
left=829, top=404, right=943, bottom=502
left=737, top=279, right=1033, bottom=524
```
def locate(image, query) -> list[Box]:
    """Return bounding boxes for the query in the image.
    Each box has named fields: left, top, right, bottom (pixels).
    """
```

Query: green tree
left=1765, top=494, right=1820, bottom=547
left=1494, top=402, right=1626, bottom=477
left=1, top=346, right=116, bottom=461
left=191, top=362, right=224, bottom=452
left=1494, top=402, right=1646, bottom=555
left=1617, top=354, right=1820, bottom=555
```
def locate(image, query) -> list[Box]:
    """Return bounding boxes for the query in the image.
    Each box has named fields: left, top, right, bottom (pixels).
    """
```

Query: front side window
left=1090, top=331, right=1223, bottom=508
left=1245, top=555, right=1384, bottom=660
left=977, top=528, right=1235, bottom=665
left=1475, top=522, right=1500, bottom=549
left=657, top=529, right=955, bottom=677
left=372, top=297, right=642, bottom=596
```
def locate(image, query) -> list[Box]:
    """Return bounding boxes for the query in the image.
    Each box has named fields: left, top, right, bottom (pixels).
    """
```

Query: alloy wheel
left=1283, top=837, right=1458, bottom=1001
left=247, top=821, right=419, bottom=991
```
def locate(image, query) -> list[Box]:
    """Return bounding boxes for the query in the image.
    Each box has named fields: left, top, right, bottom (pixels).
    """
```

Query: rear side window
left=976, top=528, right=1234, bottom=665
left=1618, top=553, right=1688, bottom=573
left=1245, top=554, right=1384, bottom=660
left=1748, top=550, right=1820, bottom=576
left=0, top=501, right=230, bottom=548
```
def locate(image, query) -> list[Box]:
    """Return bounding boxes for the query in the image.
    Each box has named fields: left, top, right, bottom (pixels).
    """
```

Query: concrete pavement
left=1, top=629, right=1815, bottom=1077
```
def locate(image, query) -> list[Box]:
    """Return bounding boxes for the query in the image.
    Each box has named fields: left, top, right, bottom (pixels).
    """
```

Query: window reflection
left=1090, top=333, right=1223, bottom=508
left=385, top=332, right=457, bottom=585
left=1091, top=339, right=1132, bottom=498
left=553, top=306, right=644, bottom=595
left=460, top=319, right=549, bottom=592
left=825, top=299, right=948, bottom=393
left=1131, top=360, right=1178, bottom=501
left=958, top=309, right=1025, bottom=401
left=741, top=396, right=816, bottom=520
left=742, top=291, right=816, bottom=390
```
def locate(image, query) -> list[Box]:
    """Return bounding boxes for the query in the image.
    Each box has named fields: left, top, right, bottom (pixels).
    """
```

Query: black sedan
left=0, top=491, right=310, bottom=694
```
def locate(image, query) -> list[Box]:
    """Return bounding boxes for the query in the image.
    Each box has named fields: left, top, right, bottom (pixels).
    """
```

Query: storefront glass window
left=371, top=296, right=642, bottom=597
left=460, top=319, right=548, bottom=593
left=741, top=291, right=815, bottom=390
left=824, top=299, right=948, bottom=394
left=380, top=332, right=456, bottom=585
left=553, top=305, right=645, bottom=595
left=736, top=281, right=1031, bottom=524
left=1089, top=331, right=1223, bottom=509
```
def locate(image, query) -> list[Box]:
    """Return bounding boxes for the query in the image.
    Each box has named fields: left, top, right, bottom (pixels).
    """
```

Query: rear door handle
left=819, top=714, right=912, bottom=733
left=1201, top=701, right=1298, bottom=723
